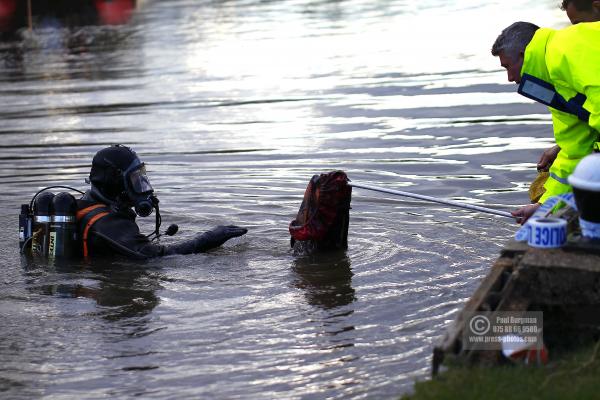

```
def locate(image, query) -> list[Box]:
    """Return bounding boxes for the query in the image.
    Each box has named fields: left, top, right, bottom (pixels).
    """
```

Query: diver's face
left=498, top=51, right=524, bottom=84
left=566, top=2, right=600, bottom=24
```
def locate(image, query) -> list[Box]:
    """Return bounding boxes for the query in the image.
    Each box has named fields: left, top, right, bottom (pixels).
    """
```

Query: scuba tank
left=31, top=191, right=55, bottom=257
left=23, top=186, right=85, bottom=258
left=49, top=192, right=78, bottom=258
left=20, top=181, right=171, bottom=259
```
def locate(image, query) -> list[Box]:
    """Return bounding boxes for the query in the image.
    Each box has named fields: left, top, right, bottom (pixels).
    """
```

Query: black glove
left=193, top=225, right=248, bottom=253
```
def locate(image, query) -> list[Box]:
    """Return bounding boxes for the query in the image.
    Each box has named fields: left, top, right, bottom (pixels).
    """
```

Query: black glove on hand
left=194, top=225, right=248, bottom=253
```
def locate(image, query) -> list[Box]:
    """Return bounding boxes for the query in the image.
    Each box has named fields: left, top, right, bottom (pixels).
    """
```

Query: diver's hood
left=89, top=145, right=156, bottom=217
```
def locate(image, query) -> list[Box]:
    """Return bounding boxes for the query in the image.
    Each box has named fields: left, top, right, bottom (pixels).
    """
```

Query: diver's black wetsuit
left=77, top=191, right=246, bottom=259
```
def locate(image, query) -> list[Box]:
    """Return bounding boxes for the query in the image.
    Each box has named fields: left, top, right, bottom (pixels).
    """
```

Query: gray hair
left=491, top=22, right=540, bottom=60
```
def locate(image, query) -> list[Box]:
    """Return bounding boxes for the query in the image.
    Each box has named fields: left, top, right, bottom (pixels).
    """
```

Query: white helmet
left=568, top=154, right=600, bottom=192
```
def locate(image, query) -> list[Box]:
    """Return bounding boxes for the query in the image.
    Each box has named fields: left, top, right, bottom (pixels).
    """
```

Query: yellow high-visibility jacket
left=521, top=23, right=600, bottom=203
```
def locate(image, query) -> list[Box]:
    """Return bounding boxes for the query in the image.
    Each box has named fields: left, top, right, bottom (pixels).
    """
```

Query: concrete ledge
left=433, top=241, right=600, bottom=375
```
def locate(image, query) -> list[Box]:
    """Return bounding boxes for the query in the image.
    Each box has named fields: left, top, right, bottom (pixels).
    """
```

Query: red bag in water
left=95, top=0, right=134, bottom=25
left=289, top=171, right=352, bottom=250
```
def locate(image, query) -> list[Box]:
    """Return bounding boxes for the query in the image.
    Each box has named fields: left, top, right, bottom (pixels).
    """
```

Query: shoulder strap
left=77, top=204, right=110, bottom=258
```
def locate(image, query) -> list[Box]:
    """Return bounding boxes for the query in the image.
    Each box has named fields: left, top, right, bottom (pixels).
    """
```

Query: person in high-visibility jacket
left=536, top=0, right=600, bottom=172
left=491, top=21, right=600, bottom=223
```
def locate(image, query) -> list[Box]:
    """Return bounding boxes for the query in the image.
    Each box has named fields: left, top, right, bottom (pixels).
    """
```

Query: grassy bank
left=403, top=342, right=600, bottom=400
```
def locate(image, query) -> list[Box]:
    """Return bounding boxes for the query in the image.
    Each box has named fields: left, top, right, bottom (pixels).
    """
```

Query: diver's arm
left=162, top=226, right=248, bottom=255
left=91, top=217, right=247, bottom=258
left=90, top=216, right=168, bottom=258
left=92, top=231, right=155, bottom=259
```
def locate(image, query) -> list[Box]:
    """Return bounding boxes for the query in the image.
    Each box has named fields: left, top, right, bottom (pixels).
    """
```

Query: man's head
left=89, top=144, right=155, bottom=216
left=491, top=22, right=539, bottom=84
left=561, top=0, right=600, bottom=24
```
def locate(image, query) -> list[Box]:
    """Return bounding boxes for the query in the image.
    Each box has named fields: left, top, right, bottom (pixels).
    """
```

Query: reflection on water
left=292, top=251, right=355, bottom=310
left=21, top=256, right=161, bottom=321
left=0, top=0, right=570, bottom=398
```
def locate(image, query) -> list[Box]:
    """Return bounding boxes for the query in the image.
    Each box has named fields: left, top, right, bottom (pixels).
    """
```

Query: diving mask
left=123, top=158, right=155, bottom=217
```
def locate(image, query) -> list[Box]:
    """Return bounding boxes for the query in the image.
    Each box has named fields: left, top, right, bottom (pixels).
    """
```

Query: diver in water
left=77, top=144, right=247, bottom=259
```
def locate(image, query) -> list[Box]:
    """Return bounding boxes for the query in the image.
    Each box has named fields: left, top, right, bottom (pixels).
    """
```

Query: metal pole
left=349, top=182, right=514, bottom=219
left=27, top=0, right=33, bottom=31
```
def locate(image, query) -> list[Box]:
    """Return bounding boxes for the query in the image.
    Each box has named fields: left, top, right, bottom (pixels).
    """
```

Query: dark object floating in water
left=289, top=171, right=352, bottom=254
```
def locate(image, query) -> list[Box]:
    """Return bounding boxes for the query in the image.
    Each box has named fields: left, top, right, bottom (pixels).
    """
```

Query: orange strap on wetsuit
left=76, top=204, right=110, bottom=257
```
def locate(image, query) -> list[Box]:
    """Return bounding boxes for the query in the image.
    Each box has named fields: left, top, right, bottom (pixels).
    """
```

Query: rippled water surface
left=1, top=1, right=569, bottom=398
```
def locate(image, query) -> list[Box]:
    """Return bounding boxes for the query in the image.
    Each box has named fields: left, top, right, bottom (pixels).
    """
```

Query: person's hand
left=537, top=145, right=560, bottom=172
left=194, top=225, right=248, bottom=252
left=511, top=203, right=541, bottom=225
